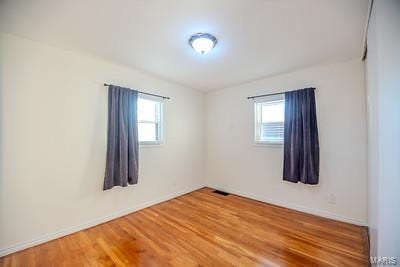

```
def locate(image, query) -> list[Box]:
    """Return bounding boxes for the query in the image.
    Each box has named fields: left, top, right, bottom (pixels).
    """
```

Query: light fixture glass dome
left=189, top=33, right=217, bottom=54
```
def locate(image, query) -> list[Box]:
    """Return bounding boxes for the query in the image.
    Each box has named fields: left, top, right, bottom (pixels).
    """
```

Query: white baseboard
left=206, top=183, right=367, bottom=226
left=0, top=184, right=205, bottom=257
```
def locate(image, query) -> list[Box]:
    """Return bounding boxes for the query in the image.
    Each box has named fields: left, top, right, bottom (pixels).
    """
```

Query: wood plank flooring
left=0, top=188, right=369, bottom=266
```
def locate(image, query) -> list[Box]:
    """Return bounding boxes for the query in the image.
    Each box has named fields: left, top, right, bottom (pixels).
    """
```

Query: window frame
left=137, top=93, right=164, bottom=146
left=254, top=94, right=285, bottom=146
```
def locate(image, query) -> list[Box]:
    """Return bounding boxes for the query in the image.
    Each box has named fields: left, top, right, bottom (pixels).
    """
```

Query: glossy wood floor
left=0, top=188, right=369, bottom=266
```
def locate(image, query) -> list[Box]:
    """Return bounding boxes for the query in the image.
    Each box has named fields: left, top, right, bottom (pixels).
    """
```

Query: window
left=137, top=95, right=163, bottom=145
left=254, top=94, right=285, bottom=144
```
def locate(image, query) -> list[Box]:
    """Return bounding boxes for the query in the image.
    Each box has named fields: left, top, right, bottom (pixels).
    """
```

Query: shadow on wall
left=76, top=83, right=109, bottom=198
left=0, top=51, right=4, bottom=223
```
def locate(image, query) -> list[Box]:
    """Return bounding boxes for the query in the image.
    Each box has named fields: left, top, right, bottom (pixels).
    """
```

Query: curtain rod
left=103, top=83, right=170, bottom=100
left=247, top=87, right=316, bottom=100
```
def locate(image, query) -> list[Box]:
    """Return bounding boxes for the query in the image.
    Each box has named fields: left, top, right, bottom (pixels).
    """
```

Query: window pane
left=138, top=98, right=157, bottom=122
left=261, top=101, right=284, bottom=122
left=255, top=98, right=285, bottom=143
left=138, top=122, right=157, bottom=142
left=137, top=95, right=163, bottom=144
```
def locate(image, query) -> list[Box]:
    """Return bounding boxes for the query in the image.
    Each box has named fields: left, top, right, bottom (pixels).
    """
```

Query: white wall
left=205, top=60, right=367, bottom=224
left=0, top=33, right=205, bottom=254
left=365, top=1, right=379, bottom=257
left=365, top=0, right=400, bottom=258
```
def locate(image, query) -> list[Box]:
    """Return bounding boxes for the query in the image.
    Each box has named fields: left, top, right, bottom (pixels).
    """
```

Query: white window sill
left=139, top=142, right=163, bottom=148
left=254, top=141, right=283, bottom=148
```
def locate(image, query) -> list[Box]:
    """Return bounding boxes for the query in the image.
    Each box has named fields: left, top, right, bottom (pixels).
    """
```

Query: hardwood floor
left=0, top=188, right=369, bottom=266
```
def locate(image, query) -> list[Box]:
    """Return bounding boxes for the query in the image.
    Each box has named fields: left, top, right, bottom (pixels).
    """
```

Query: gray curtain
left=103, top=85, right=139, bottom=190
left=283, top=88, right=319, bottom=185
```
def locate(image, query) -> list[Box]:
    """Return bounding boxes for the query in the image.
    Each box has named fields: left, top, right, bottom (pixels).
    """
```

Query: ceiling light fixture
left=189, top=33, right=217, bottom=54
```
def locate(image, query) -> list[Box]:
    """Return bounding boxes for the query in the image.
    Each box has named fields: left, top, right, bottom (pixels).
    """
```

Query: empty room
left=0, top=0, right=399, bottom=266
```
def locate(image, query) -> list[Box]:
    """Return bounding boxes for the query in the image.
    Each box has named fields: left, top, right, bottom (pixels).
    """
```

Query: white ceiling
left=0, top=0, right=368, bottom=91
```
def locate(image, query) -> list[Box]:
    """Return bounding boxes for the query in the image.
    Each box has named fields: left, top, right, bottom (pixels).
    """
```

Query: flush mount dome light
left=189, top=33, right=217, bottom=54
